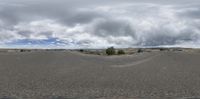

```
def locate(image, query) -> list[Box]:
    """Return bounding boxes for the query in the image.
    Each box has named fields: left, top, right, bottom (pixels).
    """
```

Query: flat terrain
left=0, top=50, right=200, bottom=99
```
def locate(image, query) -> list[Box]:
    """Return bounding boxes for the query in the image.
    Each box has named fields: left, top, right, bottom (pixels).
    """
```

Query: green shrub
left=118, top=50, right=125, bottom=55
left=159, top=48, right=165, bottom=51
left=137, top=49, right=143, bottom=53
left=106, top=47, right=116, bottom=55
left=79, top=49, right=84, bottom=52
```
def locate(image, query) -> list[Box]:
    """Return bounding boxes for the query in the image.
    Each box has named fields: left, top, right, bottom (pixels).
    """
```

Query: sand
left=0, top=51, right=200, bottom=99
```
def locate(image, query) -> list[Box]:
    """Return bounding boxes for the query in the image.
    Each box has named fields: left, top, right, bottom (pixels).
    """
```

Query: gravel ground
left=0, top=51, right=200, bottom=99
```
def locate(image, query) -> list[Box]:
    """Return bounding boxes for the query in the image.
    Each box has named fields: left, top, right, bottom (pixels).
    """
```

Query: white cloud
left=0, top=3, right=200, bottom=48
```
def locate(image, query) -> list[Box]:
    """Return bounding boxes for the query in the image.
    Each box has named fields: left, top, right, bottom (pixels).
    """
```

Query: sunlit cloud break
left=0, top=0, right=200, bottom=48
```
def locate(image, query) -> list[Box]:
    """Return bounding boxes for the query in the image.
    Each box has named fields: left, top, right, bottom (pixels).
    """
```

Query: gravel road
left=0, top=51, right=200, bottom=99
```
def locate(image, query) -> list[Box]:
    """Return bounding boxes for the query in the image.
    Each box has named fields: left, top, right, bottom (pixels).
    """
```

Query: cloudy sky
left=0, top=0, right=200, bottom=48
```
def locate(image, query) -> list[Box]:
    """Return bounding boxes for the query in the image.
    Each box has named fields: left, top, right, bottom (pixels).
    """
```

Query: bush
left=159, top=48, right=165, bottom=51
left=79, top=49, right=84, bottom=52
left=106, top=47, right=116, bottom=55
left=20, top=49, right=25, bottom=52
left=118, top=50, right=125, bottom=55
left=137, top=49, right=143, bottom=53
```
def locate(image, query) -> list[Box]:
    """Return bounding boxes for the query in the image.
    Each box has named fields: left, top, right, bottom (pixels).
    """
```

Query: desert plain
left=0, top=48, right=200, bottom=99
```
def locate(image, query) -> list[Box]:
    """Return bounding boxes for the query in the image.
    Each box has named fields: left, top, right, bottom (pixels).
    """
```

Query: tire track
left=111, top=54, right=160, bottom=68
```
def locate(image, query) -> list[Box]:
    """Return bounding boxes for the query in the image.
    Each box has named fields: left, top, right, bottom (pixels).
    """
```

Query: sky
left=0, top=0, right=200, bottom=48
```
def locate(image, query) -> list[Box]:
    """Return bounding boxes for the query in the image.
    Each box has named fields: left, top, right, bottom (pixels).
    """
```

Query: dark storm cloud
left=91, top=19, right=135, bottom=37
left=0, top=0, right=105, bottom=27
left=138, top=31, right=199, bottom=46
left=0, top=0, right=200, bottom=48
left=178, top=7, right=200, bottom=19
left=1, top=0, right=199, bottom=25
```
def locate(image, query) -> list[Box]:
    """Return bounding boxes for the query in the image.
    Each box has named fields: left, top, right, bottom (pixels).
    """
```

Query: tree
left=118, top=50, right=125, bottom=55
left=79, top=49, right=84, bottom=52
left=106, top=47, right=116, bottom=55
left=137, top=49, right=143, bottom=53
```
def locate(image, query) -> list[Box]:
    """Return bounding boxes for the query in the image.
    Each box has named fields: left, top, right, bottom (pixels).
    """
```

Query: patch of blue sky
left=5, top=38, right=67, bottom=48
